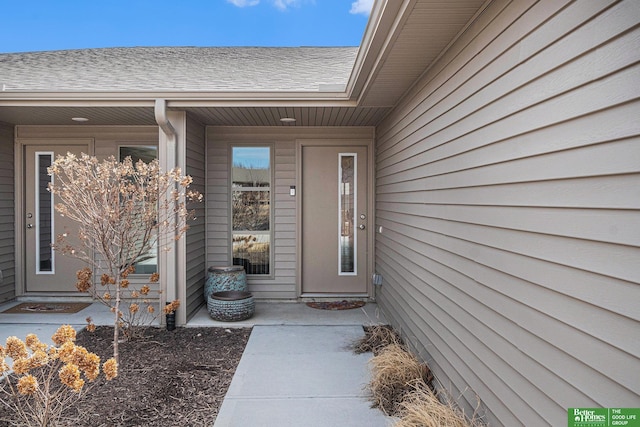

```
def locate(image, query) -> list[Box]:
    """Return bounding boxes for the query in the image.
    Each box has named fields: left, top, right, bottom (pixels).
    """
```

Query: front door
left=24, top=144, right=88, bottom=293
left=301, top=145, right=369, bottom=294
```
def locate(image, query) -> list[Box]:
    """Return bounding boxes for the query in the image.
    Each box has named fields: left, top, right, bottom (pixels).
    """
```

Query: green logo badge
left=568, top=408, right=640, bottom=427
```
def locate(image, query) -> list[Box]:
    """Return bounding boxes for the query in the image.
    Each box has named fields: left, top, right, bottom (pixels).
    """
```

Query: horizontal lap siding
left=185, top=116, right=207, bottom=320
left=206, top=144, right=230, bottom=269
left=273, top=142, right=297, bottom=293
left=0, top=123, right=14, bottom=302
left=374, top=1, right=640, bottom=426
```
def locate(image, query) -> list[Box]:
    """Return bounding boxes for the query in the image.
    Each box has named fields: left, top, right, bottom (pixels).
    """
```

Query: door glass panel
left=339, top=154, right=356, bottom=274
left=36, top=152, right=54, bottom=274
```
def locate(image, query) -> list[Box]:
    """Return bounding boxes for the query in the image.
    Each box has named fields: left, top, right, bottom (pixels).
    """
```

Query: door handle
left=26, top=224, right=33, bottom=229
left=359, top=224, right=366, bottom=230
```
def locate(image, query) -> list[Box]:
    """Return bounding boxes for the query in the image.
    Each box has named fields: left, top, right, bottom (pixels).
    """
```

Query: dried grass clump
left=368, top=344, right=432, bottom=415
left=395, top=385, right=477, bottom=427
left=354, top=325, right=404, bottom=355
left=364, top=325, right=481, bottom=426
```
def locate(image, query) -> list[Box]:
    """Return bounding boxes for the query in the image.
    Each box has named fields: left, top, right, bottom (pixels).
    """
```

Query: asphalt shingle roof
left=0, top=47, right=358, bottom=92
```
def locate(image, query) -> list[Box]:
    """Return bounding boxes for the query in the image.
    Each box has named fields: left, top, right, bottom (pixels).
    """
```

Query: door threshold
left=300, top=293, right=370, bottom=299
left=17, top=295, right=95, bottom=303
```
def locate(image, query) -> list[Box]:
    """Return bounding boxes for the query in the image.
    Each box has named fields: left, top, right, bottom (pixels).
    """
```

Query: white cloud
left=227, top=0, right=312, bottom=12
left=350, top=0, right=374, bottom=16
left=273, top=0, right=302, bottom=11
left=227, top=0, right=260, bottom=7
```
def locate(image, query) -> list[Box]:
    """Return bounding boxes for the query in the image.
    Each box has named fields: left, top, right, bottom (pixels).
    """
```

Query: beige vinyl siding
left=271, top=141, right=297, bottom=290
left=0, top=123, right=15, bottom=302
left=185, top=115, right=207, bottom=320
left=374, top=1, right=640, bottom=426
left=207, top=127, right=373, bottom=299
left=15, top=126, right=161, bottom=298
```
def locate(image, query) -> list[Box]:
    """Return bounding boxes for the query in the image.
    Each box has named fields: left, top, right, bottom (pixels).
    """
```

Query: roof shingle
left=0, top=47, right=358, bottom=92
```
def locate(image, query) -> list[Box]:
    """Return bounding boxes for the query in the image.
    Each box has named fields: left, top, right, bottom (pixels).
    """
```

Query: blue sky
left=0, top=0, right=374, bottom=54
left=233, top=147, right=271, bottom=169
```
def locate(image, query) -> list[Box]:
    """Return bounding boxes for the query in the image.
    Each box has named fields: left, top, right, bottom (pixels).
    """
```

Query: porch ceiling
left=0, top=105, right=392, bottom=127
left=0, top=0, right=486, bottom=128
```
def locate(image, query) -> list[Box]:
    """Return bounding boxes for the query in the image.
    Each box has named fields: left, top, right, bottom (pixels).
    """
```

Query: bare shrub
left=47, top=153, right=202, bottom=361
left=0, top=326, right=117, bottom=427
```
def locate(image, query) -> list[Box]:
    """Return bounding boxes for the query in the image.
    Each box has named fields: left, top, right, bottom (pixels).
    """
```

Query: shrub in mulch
left=358, top=324, right=482, bottom=427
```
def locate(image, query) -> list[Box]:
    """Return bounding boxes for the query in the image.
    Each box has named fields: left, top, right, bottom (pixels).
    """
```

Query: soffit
left=355, top=0, right=487, bottom=107
left=0, top=105, right=391, bottom=127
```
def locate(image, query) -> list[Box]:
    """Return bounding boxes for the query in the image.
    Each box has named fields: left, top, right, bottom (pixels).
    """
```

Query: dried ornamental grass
left=394, top=383, right=476, bottom=427
left=368, top=343, right=432, bottom=415
left=354, top=324, right=404, bottom=355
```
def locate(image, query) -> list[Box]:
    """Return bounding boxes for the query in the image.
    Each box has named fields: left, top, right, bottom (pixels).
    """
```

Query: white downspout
left=154, top=99, right=178, bottom=314
left=155, top=99, right=176, bottom=144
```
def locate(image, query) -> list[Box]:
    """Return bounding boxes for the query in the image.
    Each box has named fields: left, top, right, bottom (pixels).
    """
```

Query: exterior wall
left=0, top=123, right=15, bottom=302
left=374, top=1, right=640, bottom=426
left=207, top=126, right=374, bottom=299
left=15, top=126, right=161, bottom=297
left=185, top=115, right=207, bottom=320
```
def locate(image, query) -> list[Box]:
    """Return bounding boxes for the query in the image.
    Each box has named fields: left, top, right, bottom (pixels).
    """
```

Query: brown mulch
left=1, top=326, right=251, bottom=427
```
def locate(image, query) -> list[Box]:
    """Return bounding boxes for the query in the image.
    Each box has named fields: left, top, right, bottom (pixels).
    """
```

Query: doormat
left=306, top=300, right=366, bottom=310
left=2, top=302, right=91, bottom=314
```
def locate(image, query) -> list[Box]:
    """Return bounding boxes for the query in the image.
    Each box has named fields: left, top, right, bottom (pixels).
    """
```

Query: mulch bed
left=1, top=326, right=251, bottom=426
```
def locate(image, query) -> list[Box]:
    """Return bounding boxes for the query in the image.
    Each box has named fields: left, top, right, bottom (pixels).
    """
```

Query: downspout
left=155, top=99, right=176, bottom=145
left=154, top=99, right=178, bottom=314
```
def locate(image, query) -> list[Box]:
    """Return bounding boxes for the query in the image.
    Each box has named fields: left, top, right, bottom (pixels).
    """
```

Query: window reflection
left=119, top=146, right=158, bottom=274
left=232, top=147, right=271, bottom=275
left=37, top=153, right=53, bottom=273
left=340, top=155, right=355, bottom=274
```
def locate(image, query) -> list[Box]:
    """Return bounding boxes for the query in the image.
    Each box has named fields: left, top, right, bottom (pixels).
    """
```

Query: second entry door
left=301, top=145, right=368, bottom=295
left=24, top=144, right=88, bottom=293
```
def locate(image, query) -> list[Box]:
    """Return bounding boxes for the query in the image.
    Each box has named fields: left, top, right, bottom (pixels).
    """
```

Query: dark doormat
left=2, top=302, right=91, bottom=314
left=306, top=300, right=366, bottom=310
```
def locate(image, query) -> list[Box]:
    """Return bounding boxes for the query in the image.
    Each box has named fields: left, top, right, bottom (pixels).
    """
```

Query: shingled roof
left=0, top=47, right=358, bottom=92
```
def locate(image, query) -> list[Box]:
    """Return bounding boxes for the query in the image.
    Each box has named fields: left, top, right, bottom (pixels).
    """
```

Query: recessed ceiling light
left=71, top=117, right=89, bottom=122
left=280, top=117, right=296, bottom=123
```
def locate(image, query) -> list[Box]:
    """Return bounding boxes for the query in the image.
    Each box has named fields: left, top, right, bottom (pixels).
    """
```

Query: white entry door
left=24, top=144, right=88, bottom=293
left=301, top=145, right=369, bottom=295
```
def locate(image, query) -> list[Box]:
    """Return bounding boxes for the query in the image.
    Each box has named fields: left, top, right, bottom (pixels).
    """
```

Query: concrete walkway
left=214, top=325, right=393, bottom=427
left=0, top=300, right=393, bottom=426
left=194, top=301, right=393, bottom=426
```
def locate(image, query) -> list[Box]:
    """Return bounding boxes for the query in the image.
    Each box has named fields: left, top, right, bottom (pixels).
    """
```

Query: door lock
left=26, top=224, right=33, bottom=229
left=359, top=224, right=366, bottom=230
